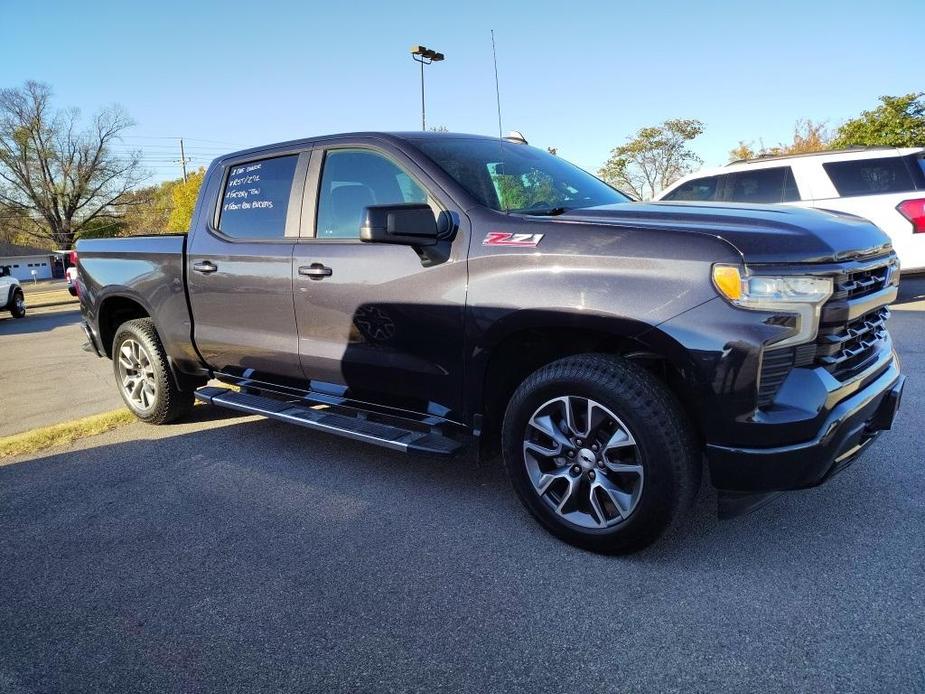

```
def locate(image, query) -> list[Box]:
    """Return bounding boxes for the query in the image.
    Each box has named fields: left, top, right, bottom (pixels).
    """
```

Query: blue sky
left=4, top=0, right=923, bottom=182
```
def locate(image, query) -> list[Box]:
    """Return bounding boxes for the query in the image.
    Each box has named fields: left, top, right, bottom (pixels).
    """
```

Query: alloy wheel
left=117, top=338, right=157, bottom=410
left=523, top=395, right=644, bottom=529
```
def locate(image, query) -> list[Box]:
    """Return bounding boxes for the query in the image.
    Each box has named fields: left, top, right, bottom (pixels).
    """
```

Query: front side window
left=414, top=138, right=628, bottom=213
left=315, top=149, right=432, bottom=239
left=662, top=176, right=722, bottom=201
left=725, top=167, right=791, bottom=203
left=218, top=154, right=299, bottom=239
left=823, top=157, right=916, bottom=197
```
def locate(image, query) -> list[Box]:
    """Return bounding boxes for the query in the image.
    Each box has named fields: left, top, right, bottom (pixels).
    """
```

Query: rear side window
left=823, top=157, right=916, bottom=197
left=725, top=167, right=796, bottom=203
left=662, top=175, right=722, bottom=201
left=219, top=155, right=299, bottom=239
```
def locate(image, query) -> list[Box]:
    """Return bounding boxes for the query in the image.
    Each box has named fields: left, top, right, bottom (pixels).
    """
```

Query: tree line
left=1, top=81, right=923, bottom=249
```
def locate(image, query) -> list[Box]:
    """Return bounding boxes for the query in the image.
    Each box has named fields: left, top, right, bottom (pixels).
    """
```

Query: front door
left=292, top=144, right=468, bottom=421
left=187, top=150, right=309, bottom=383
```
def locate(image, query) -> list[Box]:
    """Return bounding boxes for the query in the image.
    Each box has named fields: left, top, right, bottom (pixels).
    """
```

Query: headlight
left=712, top=264, right=833, bottom=348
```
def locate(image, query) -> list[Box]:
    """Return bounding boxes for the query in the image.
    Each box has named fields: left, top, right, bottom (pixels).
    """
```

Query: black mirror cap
left=359, top=203, right=438, bottom=246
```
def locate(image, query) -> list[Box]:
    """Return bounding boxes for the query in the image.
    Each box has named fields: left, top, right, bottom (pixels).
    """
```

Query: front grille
left=831, top=265, right=889, bottom=300
left=757, top=259, right=895, bottom=407
left=815, top=306, right=890, bottom=377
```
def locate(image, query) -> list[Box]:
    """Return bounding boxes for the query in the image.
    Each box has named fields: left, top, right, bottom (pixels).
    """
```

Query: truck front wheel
left=112, top=318, right=194, bottom=424
left=501, top=353, right=699, bottom=554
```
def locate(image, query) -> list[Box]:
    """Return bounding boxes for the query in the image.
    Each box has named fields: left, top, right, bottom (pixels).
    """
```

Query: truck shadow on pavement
left=0, top=307, right=82, bottom=336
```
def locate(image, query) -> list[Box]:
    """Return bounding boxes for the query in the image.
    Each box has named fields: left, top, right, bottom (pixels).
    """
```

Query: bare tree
left=599, top=119, right=704, bottom=200
left=0, top=81, right=145, bottom=249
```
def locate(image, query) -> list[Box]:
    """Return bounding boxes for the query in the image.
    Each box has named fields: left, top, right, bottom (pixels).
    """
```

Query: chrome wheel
left=15, top=294, right=24, bottom=312
left=117, top=338, right=157, bottom=410
left=523, top=396, right=644, bottom=529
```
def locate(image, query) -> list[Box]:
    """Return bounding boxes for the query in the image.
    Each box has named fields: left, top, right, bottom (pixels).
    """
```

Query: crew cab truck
left=77, top=132, right=905, bottom=553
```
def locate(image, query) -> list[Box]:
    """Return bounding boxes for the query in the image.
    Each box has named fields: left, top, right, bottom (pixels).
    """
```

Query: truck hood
left=558, top=201, right=892, bottom=264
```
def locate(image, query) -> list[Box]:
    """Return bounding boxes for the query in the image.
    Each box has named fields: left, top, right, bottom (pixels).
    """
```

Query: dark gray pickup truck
left=77, top=132, right=905, bottom=553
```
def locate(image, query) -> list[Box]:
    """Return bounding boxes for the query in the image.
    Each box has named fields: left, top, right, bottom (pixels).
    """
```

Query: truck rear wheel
left=112, top=318, right=194, bottom=424
left=10, top=289, right=25, bottom=318
left=501, top=353, right=699, bottom=554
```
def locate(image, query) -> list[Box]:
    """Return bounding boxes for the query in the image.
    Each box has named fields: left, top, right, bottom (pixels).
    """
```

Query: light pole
left=410, top=45, right=444, bottom=131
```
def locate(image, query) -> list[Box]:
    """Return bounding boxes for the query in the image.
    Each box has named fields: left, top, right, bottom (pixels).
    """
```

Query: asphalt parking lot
left=0, top=279, right=923, bottom=693
left=0, top=305, right=123, bottom=436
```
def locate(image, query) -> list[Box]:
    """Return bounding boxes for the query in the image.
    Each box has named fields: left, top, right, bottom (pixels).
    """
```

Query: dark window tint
left=316, top=149, right=430, bottom=239
left=823, top=157, right=916, bottom=197
left=726, top=167, right=793, bottom=203
left=662, top=176, right=722, bottom=201
left=782, top=167, right=800, bottom=202
left=219, top=155, right=298, bottom=238
left=909, top=154, right=925, bottom=186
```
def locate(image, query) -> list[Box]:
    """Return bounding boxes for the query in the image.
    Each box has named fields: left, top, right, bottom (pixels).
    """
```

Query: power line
left=118, top=135, right=245, bottom=146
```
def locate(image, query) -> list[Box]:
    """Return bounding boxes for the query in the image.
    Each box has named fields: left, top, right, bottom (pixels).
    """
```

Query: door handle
left=298, top=263, right=333, bottom=280
left=193, top=261, right=218, bottom=274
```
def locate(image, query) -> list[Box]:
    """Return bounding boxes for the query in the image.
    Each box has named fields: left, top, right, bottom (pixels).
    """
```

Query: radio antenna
left=490, top=29, right=503, bottom=139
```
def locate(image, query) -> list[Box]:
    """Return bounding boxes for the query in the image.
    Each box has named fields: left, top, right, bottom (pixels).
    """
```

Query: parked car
left=77, top=132, right=905, bottom=553
left=65, top=251, right=79, bottom=296
left=0, top=266, right=26, bottom=318
left=656, top=147, right=925, bottom=273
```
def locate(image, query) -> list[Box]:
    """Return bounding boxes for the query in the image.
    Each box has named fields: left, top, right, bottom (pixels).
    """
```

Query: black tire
left=10, top=289, right=25, bottom=318
left=111, top=318, right=194, bottom=424
left=501, top=353, right=699, bottom=554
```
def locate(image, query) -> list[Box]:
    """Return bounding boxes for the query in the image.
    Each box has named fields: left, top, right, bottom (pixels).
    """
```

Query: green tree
left=0, top=81, right=145, bottom=249
left=167, top=168, right=205, bottom=232
left=831, top=93, right=925, bottom=148
left=599, top=119, right=704, bottom=200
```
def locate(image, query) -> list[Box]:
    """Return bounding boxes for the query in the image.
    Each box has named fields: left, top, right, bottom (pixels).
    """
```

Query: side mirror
left=360, top=203, right=438, bottom=246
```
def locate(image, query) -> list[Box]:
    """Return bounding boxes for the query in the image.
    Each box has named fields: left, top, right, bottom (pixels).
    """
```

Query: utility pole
left=410, top=45, right=445, bottom=131
left=179, top=138, right=188, bottom=182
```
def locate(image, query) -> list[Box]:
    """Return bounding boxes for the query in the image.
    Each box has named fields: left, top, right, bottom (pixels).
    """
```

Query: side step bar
left=194, top=387, right=464, bottom=456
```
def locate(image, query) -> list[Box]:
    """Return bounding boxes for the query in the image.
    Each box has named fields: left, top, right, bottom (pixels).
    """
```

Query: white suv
left=656, top=147, right=925, bottom=272
left=0, top=268, right=25, bottom=318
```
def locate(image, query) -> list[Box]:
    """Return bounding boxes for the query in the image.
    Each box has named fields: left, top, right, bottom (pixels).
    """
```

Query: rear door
left=187, top=148, right=310, bottom=383
left=291, top=139, right=469, bottom=421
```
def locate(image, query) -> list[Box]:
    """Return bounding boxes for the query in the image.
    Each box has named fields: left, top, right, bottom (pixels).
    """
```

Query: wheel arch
left=97, top=293, right=153, bottom=358
left=4, top=283, right=21, bottom=308
left=471, top=312, right=704, bottom=447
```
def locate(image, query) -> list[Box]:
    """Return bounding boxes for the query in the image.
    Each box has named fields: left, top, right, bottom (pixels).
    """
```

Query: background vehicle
left=656, top=147, right=925, bottom=273
left=0, top=267, right=26, bottom=318
left=77, top=132, right=904, bottom=553
left=65, top=250, right=78, bottom=297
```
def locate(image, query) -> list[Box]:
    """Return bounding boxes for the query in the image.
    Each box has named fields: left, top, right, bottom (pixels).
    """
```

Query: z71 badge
left=482, top=232, right=544, bottom=247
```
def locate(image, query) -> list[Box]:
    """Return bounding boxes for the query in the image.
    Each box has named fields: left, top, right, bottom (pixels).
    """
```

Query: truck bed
left=77, top=234, right=199, bottom=370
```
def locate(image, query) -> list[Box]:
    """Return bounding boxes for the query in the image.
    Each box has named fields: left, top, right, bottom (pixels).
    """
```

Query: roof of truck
left=219, top=132, right=502, bottom=161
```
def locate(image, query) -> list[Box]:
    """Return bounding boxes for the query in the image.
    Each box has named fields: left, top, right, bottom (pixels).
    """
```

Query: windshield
left=414, top=138, right=630, bottom=213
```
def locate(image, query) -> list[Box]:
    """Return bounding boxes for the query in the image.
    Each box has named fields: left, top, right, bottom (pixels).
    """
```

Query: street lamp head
left=411, top=45, right=445, bottom=62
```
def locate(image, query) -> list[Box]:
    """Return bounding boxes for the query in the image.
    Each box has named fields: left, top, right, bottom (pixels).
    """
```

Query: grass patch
left=0, top=409, right=136, bottom=462
left=28, top=289, right=78, bottom=307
